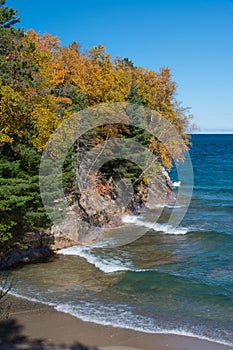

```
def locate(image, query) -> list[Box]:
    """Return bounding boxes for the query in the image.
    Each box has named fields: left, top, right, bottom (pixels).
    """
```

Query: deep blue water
left=11, top=134, right=233, bottom=345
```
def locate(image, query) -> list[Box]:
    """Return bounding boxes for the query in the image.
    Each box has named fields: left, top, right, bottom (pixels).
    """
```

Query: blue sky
left=8, top=0, right=233, bottom=133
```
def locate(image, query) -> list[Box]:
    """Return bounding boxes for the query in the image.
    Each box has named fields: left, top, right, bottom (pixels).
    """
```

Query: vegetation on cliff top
left=0, top=0, right=192, bottom=250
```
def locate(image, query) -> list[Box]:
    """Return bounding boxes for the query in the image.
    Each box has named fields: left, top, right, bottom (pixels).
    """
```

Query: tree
left=0, top=2, right=37, bottom=91
left=0, top=145, right=51, bottom=245
left=0, top=0, right=19, bottom=28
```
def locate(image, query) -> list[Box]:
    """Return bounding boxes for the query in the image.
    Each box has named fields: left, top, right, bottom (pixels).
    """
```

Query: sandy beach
left=0, top=295, right=232, bottom=350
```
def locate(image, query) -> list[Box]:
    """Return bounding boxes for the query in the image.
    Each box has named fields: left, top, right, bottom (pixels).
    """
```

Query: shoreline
left=1, top=294, right=233, bottom=350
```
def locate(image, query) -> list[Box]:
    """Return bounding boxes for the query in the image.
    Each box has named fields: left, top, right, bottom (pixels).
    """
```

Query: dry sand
left=0, top=294, right=232, bottom=350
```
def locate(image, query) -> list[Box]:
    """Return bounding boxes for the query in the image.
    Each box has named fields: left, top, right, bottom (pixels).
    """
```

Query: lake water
left=10, top=134, right=233, bottom=346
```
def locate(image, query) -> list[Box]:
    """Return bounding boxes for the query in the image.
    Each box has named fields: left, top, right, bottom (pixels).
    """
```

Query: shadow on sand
left=0, top=317, right=99, bottom=350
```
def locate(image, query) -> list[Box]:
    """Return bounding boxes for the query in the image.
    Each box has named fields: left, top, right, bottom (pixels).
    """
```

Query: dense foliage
left=0, top=0, right=192, bottom=247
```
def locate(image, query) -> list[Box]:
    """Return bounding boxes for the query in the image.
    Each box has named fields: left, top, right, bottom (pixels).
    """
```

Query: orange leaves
left=50, top=62, right=69, bottom=85
left=94, top=173, right=115, bottom=202
left=0, top=26, right=191, bottom=170
left=26, top=30, right=60, bottom=54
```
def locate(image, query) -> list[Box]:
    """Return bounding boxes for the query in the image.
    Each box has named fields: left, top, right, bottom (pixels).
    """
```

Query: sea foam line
left=59, top=245, right=130, bottom=273
left=122, top=215, right=188, bottom=235
left=58, top=245, right=154, bottom=274
left=9, top=291, right=233, bottom=347
left=153, top=203, right=185, bottom=209
left=9, top=291, right=56, bottom=307
left=55, top=302, right=233, bottom=348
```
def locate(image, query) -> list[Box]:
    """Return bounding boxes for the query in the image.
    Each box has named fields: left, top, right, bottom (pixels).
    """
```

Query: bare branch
left=85, top=132, right=110, bottom=180
left=0, top=270, right=13, bottom=320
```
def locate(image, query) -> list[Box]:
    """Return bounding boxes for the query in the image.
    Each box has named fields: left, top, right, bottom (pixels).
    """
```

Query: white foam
left=9, top=291, right=56, bottom=307
left=165, top=204, right=186, bottom=209
left=58, top=244, right=156, bottom=274
left=122, top=215, right=188, bottom=235
left=58, top=216, right=188, bottom=274
left=9, top=292, right=233, bottom=347
left=153, top=203, right=167, bottom=208
left=55, top=303, right=233, bottom=348
left=154, top=204, right=185, bottom=209
left=58, top=245, right=130, bottom=273
left=172, top=181, right=181, bottom=187
left=122, top=215, right=139, bottom=224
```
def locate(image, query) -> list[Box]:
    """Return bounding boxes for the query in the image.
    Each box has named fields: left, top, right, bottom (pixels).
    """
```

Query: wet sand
left=0, top=294, right=232, bottom=350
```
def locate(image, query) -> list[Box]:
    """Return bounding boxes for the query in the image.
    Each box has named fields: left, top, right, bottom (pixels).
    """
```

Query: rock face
left=50, top=167, right=175, bottom=252
left=50, top=203, right=125, bottom=251
left=50, top=207, right=105, bottom=251
left=129, top=168, right=175, bottom=213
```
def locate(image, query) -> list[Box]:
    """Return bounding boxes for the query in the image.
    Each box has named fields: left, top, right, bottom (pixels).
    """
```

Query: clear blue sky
left=8, top=0, right=233, bottom=133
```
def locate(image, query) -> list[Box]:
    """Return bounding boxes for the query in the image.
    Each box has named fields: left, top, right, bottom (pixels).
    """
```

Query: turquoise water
left=10, top=134, right=233, bottom=345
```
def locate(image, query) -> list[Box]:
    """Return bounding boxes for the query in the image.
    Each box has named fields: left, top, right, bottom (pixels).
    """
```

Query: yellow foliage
left=31, top=104, right=59, bottom=151
left=0, top=29, right=191, bottom=164
left=0, top=83, right=30, bottom=145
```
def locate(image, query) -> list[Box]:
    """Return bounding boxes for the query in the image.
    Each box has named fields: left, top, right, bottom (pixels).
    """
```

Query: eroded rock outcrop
left=50, top=208, right=105, bottom=250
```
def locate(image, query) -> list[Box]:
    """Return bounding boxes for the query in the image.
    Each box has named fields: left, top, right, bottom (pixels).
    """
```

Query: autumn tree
left=0, top=0, right=193, bottom=246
